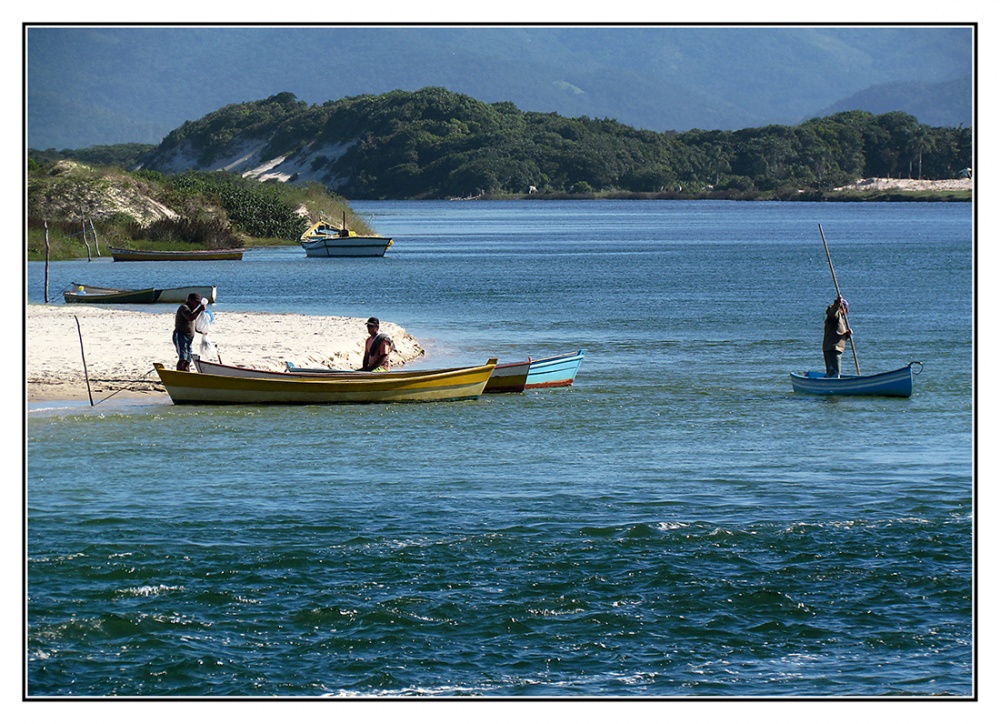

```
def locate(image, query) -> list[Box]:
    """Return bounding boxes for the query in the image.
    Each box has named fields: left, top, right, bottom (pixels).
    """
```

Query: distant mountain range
left=26, top=25, right=974, bottom=150
left=814, top=76, right=972, bottom=128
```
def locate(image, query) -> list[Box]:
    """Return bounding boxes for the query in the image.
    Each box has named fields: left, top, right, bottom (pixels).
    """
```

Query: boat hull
left=484, top=360, right=531, bottom=393
left=524, top=350, right=585, bottom=389
left=155, top=359, right=497, bottom=404
left=64, top=285, right=157, bottom=304
left=153, top=286, right=218, bottom=303
left=109, top=247, right=244, bottom=261
left=789, top=364, right=917, bottom=397
left=64, top=283, right=217, bottom=304
left=300, top=236, right=393, bottom=257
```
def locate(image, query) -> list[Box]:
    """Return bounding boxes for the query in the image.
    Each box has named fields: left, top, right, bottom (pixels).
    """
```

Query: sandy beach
left=834, top=176, right=973, bottom=192
left=25, top=305, right=425, bottom=402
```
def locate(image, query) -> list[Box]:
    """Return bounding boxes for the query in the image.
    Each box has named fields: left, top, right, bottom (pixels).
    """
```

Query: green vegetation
left=26, top=160, right=365, bottom=261
left=28, top=143, right=156, bottom=170
left=133, top=88, right=972, bottom=199
left=26, top=87, right=972, bottom=260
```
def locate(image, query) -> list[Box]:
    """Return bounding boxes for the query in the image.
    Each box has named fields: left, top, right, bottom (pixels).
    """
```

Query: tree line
left=34, top=88, right=973, bottom=200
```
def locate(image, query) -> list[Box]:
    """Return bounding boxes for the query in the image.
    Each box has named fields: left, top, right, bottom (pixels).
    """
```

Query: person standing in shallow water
left=823, top=296, right=852, bottom=378
left=360, top=317, right=393, bottom=371
left=174, top=293, right=207, bottom=371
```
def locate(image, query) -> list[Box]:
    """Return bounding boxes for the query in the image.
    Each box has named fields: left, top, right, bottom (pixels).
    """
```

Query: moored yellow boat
left=154, top=359, right=497, bottom=404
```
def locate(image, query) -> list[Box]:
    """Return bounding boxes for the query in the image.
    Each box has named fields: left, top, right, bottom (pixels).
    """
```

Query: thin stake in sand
left=74, top=315, right=94, bottom=406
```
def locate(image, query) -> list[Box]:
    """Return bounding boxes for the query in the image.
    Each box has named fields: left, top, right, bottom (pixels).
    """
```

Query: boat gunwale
left=201, top=358, right=476, bottom=381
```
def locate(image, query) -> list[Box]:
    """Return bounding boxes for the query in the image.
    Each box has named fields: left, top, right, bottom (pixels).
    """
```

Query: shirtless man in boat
left=174, top=293, right=207, bottom=371
left=360, top=317, right=393, bottom=372
left=823, top=296, right=853, bottom=378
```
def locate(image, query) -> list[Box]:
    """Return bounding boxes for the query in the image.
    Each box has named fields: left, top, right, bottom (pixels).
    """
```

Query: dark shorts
left=173, top=331, right=194, bottom=362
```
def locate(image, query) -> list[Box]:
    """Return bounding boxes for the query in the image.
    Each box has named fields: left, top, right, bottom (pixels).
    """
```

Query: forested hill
left=135, top=88, right=972, bottom=200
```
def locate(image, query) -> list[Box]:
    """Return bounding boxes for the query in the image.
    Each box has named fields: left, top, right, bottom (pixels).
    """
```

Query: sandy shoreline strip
left=25, top=305, right=425, bottom=402
left=833, top=177, right=973, bottom=192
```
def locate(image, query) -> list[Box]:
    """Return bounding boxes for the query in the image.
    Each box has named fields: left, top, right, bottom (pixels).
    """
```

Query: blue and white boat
left=524, top=350, right=585, bottom=389
left=789, top=362, right=921, bottom=398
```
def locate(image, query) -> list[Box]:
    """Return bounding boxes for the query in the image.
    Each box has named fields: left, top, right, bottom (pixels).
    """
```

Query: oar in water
left=818, top=223, right=861, bottom=375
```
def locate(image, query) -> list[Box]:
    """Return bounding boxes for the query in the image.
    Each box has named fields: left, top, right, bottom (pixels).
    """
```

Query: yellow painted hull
left=154, top=360, right=497, bottom=405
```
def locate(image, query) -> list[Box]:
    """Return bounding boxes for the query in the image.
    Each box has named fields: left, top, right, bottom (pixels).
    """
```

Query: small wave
left=526, top=606, right=586, bottom=617
left=657, top=521, right=689, bottom=531
left=622, top=523, right=658, bottom=538
left=324, top=682, right=490, bottom=697
left=27, top=552, right=85, bottom=564
left=292, top=606, right=359, bottom=626
left=118, top=584, right=183, bottom=598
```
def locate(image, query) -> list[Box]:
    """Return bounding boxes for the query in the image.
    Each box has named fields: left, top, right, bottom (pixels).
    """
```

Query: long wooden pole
left=818, top=224, right=860, bottom=375
left=43, top=220, right=50, bottom=303
left=74, top=316, right=95, bottom=406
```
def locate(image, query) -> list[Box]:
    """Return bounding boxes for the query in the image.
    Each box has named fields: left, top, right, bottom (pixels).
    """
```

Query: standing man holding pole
left=823, top=296, right=853, bottom=378
left=818, top=224, right=860, bottom=375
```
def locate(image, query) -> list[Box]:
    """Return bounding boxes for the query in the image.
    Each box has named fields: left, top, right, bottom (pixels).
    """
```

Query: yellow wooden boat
left=153, top=359, right=497, bottom=404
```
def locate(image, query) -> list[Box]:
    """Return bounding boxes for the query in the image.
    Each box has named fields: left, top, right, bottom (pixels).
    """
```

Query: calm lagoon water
left=26, top=200, right=974, bottom=697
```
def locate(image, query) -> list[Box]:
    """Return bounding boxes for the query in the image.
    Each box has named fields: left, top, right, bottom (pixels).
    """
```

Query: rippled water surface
left=27, top=200, right=974, bottom=697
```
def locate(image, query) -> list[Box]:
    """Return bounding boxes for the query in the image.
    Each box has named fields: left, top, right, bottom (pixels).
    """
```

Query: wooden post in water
left=81, top=215, right=93, bottom=261
left=43, top=220, right=51, bottom=303
left=90, top=218, right=101, bottom=257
